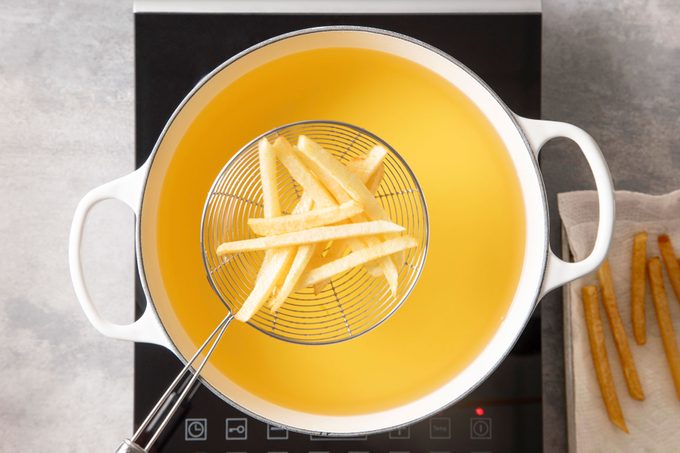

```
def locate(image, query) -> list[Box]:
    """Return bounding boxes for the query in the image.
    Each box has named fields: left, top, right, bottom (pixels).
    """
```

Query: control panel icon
left=226, top=418, right=248, bottom=440
left=389, top=426, right=411, bottom=439
left=429, top=417, right=451, bottom=439
left=267, top=424, right=289, bottom=440
left=184, top=418, right=208, bottom=441
left=470, top=417, right=492, bottom=440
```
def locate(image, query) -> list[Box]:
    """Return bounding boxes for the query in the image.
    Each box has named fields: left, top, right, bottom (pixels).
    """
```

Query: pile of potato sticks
left=217, top=135, right=416, bottom=322
left=582, top=233, right=680, bottom=432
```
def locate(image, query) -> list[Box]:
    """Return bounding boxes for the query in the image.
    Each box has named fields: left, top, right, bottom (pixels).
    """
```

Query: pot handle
left=68, top=166, right=169, bottom=347
left=516, top=116, right=615, bottom=298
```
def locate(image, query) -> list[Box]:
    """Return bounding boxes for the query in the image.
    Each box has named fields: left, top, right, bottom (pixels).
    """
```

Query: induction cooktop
left=133, top=2, right=542, bottom=452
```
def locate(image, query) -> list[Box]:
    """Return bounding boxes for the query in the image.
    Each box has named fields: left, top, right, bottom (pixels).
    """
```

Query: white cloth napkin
left=559, top=190, right=680, bottom=453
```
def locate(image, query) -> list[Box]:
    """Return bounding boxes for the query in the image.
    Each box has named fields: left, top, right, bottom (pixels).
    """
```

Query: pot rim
left=134, top=25, right=548, bottom=435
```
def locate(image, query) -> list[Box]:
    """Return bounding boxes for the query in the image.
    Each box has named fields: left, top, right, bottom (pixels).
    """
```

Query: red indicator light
left=475, top=407, right=485, bottom=416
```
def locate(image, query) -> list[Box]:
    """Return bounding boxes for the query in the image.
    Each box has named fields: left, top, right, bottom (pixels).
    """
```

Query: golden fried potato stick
left=658, top=234, right=680, bottom=304
left=248, top=200, right=363, bottom=236
left=217, top=221, right=405, bottom=255
left=582, top=285, right=628, bottom=433
left=631, top=232, right=648, bottom=344
left=648, top=257, right=680, bottom=400
left=597, top=260, right=645, bottom=400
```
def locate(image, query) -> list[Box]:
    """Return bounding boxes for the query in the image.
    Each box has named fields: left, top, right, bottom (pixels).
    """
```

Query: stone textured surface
left=0, top=1, right=135, bottom=451
left=0, top=1, right=678, bottom=451
left=541, top=1, right=680, bottom=451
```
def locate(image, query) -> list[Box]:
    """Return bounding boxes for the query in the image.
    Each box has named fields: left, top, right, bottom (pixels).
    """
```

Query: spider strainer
left=201, top=120, right=429, bottom=344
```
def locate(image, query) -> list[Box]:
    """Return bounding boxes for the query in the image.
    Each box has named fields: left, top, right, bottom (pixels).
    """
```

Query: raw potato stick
left=365, top=163, right=384, bottom=195
left=658, top=234, right=680, bottom=303
left=299, top=237, right=417, bottom=288
left=272, top=137, right=336, bottom=208
left=582, top=285, right=628, bottom=433
left=311, top=238, right=349, bottom=294
left=297, top=134, right=390, bottom=221
left=345, top=145, right=387, bottom=182
left=597, top=260, right=645, bottom=400
left=248, top=200, right=363, bottom=236
left=297, top=139, right=400, bottom=294
left=216, top=221, right=405, bottom=255
left=297, top=139, right=400, bottom=290
left=235, top=142, right=296, bottom=322
left=631, top=232, right=648, bottom=344
left=268, top=243, right=317, bottom=312
left=647, top=257, right=680, bottom=400
left=258, top=138, right=281, bottom=218
left=316, top=153, right=386, bottom=288
left=235, top=249, right=294, bottom=322
left=276, top=136, right=390, bottom=283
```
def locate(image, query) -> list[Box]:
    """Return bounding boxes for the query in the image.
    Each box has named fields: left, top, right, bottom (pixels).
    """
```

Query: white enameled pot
left=69, top=27, right=614, bottom=435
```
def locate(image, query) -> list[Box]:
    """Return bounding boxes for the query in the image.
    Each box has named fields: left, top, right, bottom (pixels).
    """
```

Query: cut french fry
left=597, top=260, right=645, bottom=400
left=310, top=239, right=349, bottom=294
left=365, top=163, right=384, bottom=195
left=272, top=136, right=336, bottom=208
left=235, top=249, right=295, bottom=322
left=217, top=221, right=405, bottom=255
left=299, top=237, right=417, bottom=288
left=648, top=257, right=680, bottom=400
left=298, top=139, right=399, bottom=295
left=258, top=138, right=281, bottom=218
left=631, top=231, right=648, bottom=345
left=235, top=141, right=289, bottom=322
left=248, top=200, right=363, bottom=236
left=269, top=243, right=317, bottom=312
left=298, top=135, right=389, bottom=221
left=581, top=285, right=628, bottom=433
left=297, top=138, right=400, bottom=294
left=272, top=195, right=314, bottom=288
left=234, top=135, right=411, bottom=317
left=320, top=152, right=385, bottom=281
left=345, top=145, right=387, bottom=182
left=658, top=234, right=680, bottom=303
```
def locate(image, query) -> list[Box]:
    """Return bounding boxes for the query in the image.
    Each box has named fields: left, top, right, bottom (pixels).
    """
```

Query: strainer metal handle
left=116, top=120, right=428, bottom=451
left=116, top=315, right=234, bottom=453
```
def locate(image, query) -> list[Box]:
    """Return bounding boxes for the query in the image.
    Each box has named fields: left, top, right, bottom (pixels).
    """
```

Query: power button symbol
left=185, top=418, right=207, bottom=441
left=470, top=417, right=492, bottom=440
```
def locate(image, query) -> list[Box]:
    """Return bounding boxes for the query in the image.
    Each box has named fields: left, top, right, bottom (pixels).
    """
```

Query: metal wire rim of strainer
left=200, top=120, right=429, bottom=345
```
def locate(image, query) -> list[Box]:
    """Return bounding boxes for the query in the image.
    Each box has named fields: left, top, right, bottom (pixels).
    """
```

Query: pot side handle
left=516, top=116, right=615, bottom=298
left=68, top=165, right=169, bottom=347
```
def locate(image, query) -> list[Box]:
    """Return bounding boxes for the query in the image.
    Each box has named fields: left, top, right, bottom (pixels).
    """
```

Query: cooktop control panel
left=135, top=344, right=539, bottom=453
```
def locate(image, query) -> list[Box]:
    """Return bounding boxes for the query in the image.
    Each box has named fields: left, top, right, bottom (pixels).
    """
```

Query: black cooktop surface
left=134, top=12, right=541, bottom=453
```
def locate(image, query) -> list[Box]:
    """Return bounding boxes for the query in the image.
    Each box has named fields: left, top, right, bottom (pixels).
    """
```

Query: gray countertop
left=1, top=1, right=678, bottom=451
